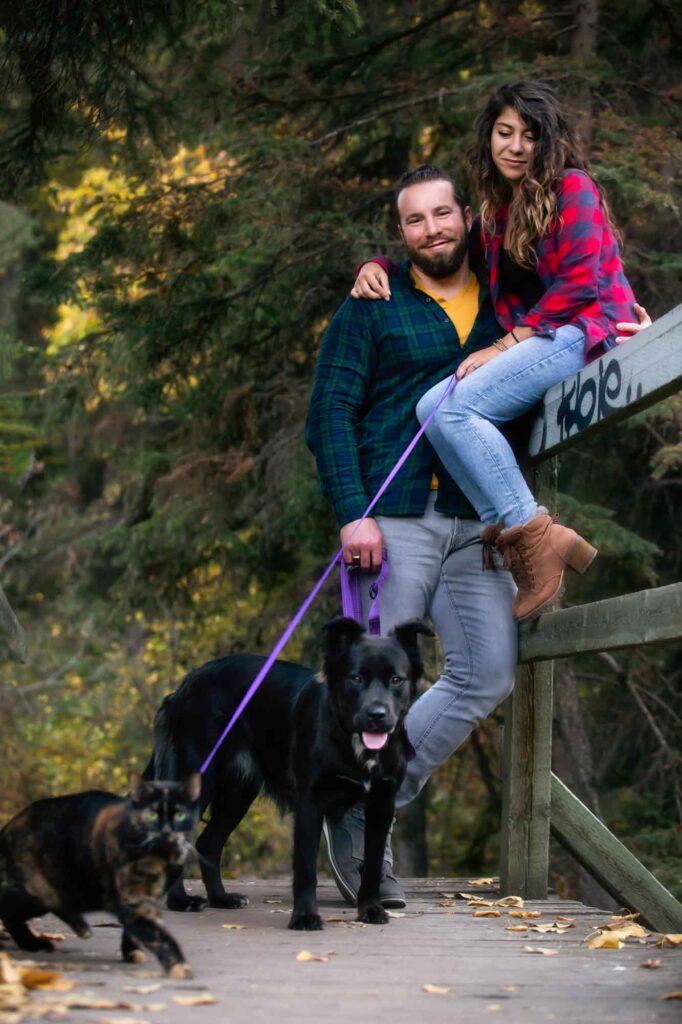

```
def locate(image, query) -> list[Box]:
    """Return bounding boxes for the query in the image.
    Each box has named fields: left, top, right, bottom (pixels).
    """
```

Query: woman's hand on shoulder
left=351, top=262, right=391, bottom=301
left=615, top=303, right=652, bottom=344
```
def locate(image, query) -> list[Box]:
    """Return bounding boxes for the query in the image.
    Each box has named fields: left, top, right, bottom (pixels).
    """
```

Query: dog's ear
left=322, top=616, right=366, bottom=659
left=390, top=620, right=434, bottom=680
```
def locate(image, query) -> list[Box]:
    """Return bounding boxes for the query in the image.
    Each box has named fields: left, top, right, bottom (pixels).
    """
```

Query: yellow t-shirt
left=414, top=273, right=481, bottom=488
left=414, top=272, right=480, bottom=346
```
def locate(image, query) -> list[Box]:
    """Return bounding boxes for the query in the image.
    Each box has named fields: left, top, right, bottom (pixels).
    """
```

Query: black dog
left=147, top=616, right=433, bottom=929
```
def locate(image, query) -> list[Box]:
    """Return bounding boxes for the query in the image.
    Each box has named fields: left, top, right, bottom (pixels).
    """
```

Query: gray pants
left=358, top=494, right=518, bottom=807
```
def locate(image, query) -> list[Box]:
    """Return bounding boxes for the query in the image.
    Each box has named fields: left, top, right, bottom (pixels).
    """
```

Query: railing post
left=499, top=460, right=556, bottom=897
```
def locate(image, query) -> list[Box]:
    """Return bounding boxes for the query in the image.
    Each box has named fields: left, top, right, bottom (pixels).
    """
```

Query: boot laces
left=501, top=536, right=536, bottom=591
left=481, top=523, right=504, bottom=571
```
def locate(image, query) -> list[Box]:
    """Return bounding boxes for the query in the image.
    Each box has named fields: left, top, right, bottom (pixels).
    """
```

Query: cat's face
left=127, top=774, right=201, bottom=863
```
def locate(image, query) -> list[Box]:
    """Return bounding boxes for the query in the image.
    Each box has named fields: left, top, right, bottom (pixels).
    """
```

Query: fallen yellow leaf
left=640, top=960, right=662, bottom=969
left=555, top=915, right=575, bottom=923
left=123, top=985, right=162, bottom=994
left=99, top=1019, right=151, bottom=1024
left=221, top=924, right=246, bottom=930
left=659, top=992, right=682, bottom=1001
left=422, top=984, right=449, bottom=995
left=523, top=946, right=558, bottom=956
left=172, top=993, right=217, bottom=1006
left=506, top=925, right=529, bottom=932
left=18, top=966, right=75, bottom=992
left=468, top=878, right=496, bottom=887
left=468, top=898, right=495, bottom=907
left=656, top=934, right=682, bottom=948
left=496, top=896, right=524, bottom=908
left=0, top=953, right=21, bottom=985
left=529, top=923, right=560, bottom=934
left=472, top=910, right=501, bottom=918
left=586, top=933, right=624, bottom=950
left=608, top=923, right=650, bottom=940
left=296, top=950, right=336, bottom=963
left=509, top=910, right=541, bottom=919
left=439, top=892, right=456, bottom=899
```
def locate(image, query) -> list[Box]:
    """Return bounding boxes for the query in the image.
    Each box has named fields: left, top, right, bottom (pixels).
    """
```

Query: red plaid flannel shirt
left=474, top=169, right=636, bottom=361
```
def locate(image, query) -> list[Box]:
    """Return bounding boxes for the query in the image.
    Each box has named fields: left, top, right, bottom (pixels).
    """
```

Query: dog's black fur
left=146, top=616, right=433, bottom=930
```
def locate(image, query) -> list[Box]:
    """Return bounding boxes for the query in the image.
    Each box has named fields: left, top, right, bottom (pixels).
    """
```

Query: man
left=305, top=165, right=517, bottom=908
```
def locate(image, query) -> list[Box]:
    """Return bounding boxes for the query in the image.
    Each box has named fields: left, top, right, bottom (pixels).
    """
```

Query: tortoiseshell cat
left=0, top=773, right=200, bottom=976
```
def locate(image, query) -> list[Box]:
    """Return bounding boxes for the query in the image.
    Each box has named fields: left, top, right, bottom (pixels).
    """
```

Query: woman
left=352, top=80, right=650, bottom=621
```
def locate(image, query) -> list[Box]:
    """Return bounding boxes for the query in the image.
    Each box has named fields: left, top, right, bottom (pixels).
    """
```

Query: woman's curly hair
left=471, top=80, right=613, bottom=267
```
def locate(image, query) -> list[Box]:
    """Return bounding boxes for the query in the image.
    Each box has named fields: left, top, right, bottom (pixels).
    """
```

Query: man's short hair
left=393, top=165, right=468, bottom=223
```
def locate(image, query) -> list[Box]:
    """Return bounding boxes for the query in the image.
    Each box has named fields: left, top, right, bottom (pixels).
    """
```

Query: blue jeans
left=357, top=496, right=517, bottom=807
left=416, top=324, right=586, bottom=528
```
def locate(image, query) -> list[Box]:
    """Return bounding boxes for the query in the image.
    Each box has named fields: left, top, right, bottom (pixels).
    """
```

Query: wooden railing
left=499, top=304, right=682, bottom=933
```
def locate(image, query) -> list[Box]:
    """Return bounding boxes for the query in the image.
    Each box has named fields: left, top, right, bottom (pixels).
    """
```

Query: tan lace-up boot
left=495, top=514, right=597, bottom=621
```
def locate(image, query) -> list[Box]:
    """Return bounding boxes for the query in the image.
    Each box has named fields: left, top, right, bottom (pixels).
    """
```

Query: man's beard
left=406, top=230, right=469, bottom=279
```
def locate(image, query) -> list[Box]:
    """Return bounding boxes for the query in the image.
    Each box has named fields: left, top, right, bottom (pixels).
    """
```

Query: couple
left=305, top=79, right=650, bottom=908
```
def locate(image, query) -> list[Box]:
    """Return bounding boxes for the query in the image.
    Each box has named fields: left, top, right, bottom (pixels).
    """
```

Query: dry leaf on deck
left=439, top=892, right=456, bottom=899
left=221, top=924, right=245, bottom=930
left=422, top=984, right=449, bottom=995
left=438, top=900, right=457, bottom=907
left=656, top=934, right=682, bottom=948
left=18, top=966, right=75, bottom=991
left=264, top=898, right=282, bottom=904
left=529, top=923, right=560, bottom=934
left=172, top=993, right=217, bottom=1006
left=468, top=878, right=495, bottom=887
left=124, top=985, right=162, bottom=994
left=607, top=913, right=640, bottom=925
left=386, top=910, right=405, bottom=918
left=509, top=910, right=541, bottom=919
left=523, top=946, right=558, bottom=956
left=496, top=896, right=524, bottom=908
left=100, top=1019, right=151, bottom=1024
left=506, top=925, right=528, bottom=932
left=472, top=910, right=501, bottom=918
left=555, top=916, right=575, bottom=923
left=296, top=950, right=336, bottom=963
left=586, top=933, right=623, bottom=950
left=600, top=926, right=649, bottom=943
left=468, top=898, right=495, bottom=907
left=640, top=960, right=662, bottom=969
left=659, top=992, right=682, bottom=1001
left=0, top=953, right=22, bottom=984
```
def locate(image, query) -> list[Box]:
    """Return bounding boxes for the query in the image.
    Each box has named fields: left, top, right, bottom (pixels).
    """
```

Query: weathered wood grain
left=550, top=774, right=682, bottom=933
left=518, top=583, right=682, bottom=662
left=499, top=663, right=554, bottom=899
left=528, top=303, right=682, bottom=460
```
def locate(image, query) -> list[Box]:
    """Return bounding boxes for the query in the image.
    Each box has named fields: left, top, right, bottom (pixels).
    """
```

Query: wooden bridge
left=2, top=311, right=682, bottom=1021
left=6, top=877, right=682, bottom=1023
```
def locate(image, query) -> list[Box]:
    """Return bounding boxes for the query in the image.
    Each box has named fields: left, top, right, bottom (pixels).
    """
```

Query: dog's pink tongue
left=362, top=732, right=389, bottom=750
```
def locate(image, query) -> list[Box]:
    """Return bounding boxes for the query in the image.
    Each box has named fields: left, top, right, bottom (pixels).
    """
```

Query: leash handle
left=340, top=554, right=390, bottom=635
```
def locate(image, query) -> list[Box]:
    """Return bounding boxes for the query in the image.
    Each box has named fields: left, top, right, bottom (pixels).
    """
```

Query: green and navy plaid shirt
left=305, top=261, right=502, bottom=526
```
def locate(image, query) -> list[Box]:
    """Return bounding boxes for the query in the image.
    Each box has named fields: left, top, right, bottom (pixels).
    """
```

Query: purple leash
left=340, top=555, right=390, bottom=635
left=199, top=372, right=458, bottom=775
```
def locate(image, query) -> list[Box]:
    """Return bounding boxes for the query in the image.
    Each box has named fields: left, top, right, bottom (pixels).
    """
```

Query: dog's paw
left=168, top=961, right=193, bottom=979
left=288, top=912, right=324, bottom=931
left=357, top=903, right=390, bottom=925
left=167, top=893, right=208, bottom=913
left=208, top=892, right=249, bottom=910
left=123, top=948, right=147, bottom=964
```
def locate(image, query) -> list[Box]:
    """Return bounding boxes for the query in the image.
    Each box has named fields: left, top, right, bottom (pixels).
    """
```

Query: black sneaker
left=322, top=806, right=406, bottom=909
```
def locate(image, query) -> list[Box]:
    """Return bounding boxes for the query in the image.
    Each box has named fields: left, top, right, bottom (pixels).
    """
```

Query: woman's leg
left=417, top=324, right=585, bottom=528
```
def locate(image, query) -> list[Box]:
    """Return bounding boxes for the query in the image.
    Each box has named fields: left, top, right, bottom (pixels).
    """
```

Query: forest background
left=0, top=0, right=680, bottom=904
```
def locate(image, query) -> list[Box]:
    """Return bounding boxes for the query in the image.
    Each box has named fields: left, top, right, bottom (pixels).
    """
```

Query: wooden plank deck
left=7, top=878, right=682, bottom=1023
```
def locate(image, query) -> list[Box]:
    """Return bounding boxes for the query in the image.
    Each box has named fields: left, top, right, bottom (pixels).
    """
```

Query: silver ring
left=351, top=553, right=361, bottom=565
